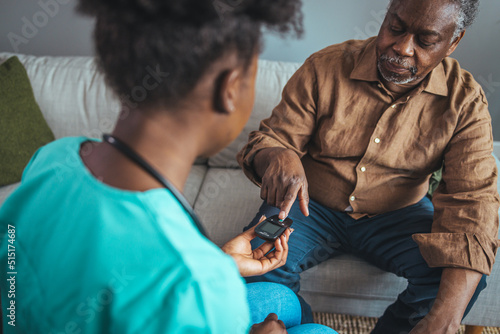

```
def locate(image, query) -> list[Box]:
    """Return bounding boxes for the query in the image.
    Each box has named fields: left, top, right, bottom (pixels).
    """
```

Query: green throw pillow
left=0, top=56, right=55, bottom=186
left=427, top=167, right=443, bottom=198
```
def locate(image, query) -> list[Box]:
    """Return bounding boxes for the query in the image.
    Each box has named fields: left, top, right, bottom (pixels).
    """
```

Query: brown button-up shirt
left=237, top=37, right=500, bottom=275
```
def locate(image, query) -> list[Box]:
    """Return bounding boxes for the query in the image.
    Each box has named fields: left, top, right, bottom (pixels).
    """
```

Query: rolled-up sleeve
left=413, top=91, right=500, bottom=275
left=236, top=59, right=318, bottom=185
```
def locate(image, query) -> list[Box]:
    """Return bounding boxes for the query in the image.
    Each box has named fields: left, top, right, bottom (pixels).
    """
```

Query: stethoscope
left=102, top=134, right=208, bottom=238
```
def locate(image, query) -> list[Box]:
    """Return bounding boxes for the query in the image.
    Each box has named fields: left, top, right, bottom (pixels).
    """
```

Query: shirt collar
left=349, top=37, right=449, bottom=97
left=349, top=37, right=379, bottom=82
left=423, top=62, right=448, bottom=96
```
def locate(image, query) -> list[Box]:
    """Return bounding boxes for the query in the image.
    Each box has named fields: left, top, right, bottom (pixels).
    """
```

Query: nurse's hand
left=249, top=313, right=287, bottom=334
left=221, top=215, right=292, bottom=277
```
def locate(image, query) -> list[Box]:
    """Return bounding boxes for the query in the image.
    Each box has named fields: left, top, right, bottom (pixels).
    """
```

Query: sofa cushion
left=0, top=56, right=55, bottom=186
left=0, top=53, right=121, bottom=140
left=194, top=168, right=262, bottom=246
left=209, top=59, right=301, bottom=168
left=301, top=254, right=407, bottom=316
left=183, top=165, right=208, bottom=206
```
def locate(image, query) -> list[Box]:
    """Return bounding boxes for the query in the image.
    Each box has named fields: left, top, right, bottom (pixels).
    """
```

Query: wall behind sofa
left=0, top=0, right=499, bottom=140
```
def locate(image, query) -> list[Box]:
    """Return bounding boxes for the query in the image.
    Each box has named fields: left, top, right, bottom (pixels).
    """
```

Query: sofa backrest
left=0, top=53, right=120, bottom=140
left=3, top=52, right=498, bottom=168
left=0, top=53, right=301, bottom=168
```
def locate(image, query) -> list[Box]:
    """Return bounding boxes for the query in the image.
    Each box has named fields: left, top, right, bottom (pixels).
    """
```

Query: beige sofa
left=1, top=52, right=499, bottom=327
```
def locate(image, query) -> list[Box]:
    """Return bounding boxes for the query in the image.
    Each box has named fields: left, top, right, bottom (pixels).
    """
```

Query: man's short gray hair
left=387, top=0, right=480, bottom=41
left=452, top=0, right=480, bottom=40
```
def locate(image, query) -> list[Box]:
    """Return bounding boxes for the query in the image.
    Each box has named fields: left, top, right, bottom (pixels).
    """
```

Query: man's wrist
left=253, top=147, right=289, bottom=178
left=411, top=268, right=482, bottom=333
left=410, top=306, right=461, bottom=334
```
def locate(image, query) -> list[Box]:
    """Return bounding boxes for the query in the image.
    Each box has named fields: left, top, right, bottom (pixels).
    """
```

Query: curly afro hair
left=78, top=0, right=303, bottom=109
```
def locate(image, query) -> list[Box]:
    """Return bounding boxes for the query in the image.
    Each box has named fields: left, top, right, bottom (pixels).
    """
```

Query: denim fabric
left=247, top=282, right=337, bottom=333
left=245, top=197, right=486, bottom=333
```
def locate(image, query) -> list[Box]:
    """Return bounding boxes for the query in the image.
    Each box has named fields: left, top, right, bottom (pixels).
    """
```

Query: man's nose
left=393, top=33, right=415, bottom=57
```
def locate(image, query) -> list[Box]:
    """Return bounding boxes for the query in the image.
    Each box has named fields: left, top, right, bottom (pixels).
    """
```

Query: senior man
left=237, top=0, right=500, bottom=333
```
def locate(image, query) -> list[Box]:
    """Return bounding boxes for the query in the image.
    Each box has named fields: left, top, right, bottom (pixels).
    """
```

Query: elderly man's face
left=376, top=0, right=463, bottom=89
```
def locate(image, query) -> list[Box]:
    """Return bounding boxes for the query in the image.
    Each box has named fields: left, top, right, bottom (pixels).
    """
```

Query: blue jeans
left=247, top=282, right=337, bottom=333
left=245, top=197, right=487, bottom=334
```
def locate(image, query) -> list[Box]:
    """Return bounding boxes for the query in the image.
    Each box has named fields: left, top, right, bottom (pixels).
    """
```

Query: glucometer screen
left=255, top=215, right=292, bottom=241
left=260, top=222, right=282, bottom=234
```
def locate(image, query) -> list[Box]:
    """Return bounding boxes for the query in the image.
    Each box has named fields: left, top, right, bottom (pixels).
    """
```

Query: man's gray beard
left=378, top=55, right=419, bottom=85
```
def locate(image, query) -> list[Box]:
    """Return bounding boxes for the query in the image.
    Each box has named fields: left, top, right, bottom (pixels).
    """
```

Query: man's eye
left=418, top=38, right=435, bottom=47
left=390, top=26, right=403, bottom=33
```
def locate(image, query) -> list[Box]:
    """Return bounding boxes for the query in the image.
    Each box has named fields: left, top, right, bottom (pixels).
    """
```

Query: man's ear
left=213, top=69, right=240, bottom=114
left=446, top=30, right=465, bottom=57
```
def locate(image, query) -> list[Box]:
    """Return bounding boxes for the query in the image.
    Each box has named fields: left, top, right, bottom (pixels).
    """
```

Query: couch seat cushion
left=194, top=168, right=262, bottom=246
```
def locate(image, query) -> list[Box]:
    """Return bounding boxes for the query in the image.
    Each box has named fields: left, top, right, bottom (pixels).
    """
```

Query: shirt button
left=360, top=166, right=366, bottom=172
left=374, top=138, right=381, bottom=144
left=350, top=195, right=356, bottom=201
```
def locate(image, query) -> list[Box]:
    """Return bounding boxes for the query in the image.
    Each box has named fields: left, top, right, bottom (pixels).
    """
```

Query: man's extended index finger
left=279, top=183, right=301, bottom=219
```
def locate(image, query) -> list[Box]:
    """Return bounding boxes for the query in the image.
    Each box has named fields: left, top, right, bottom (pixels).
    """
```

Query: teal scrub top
left=0, top=137, right=250, bottom=333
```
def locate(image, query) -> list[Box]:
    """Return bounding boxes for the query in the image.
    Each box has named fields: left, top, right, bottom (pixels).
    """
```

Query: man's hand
left=221, top=216, right=293, bottom=277
left=409, top=268, right=482, bottom=334
left=249, top=313, right=287, bottom=334
left=254, top=147, right=309, bottom=219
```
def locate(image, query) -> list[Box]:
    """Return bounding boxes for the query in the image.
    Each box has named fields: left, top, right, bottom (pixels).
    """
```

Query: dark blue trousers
left=245, top=196, right=486, bottom=334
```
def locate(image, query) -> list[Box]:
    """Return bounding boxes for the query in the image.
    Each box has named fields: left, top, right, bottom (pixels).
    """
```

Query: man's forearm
left=411, top=267, right=483, bottom=333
